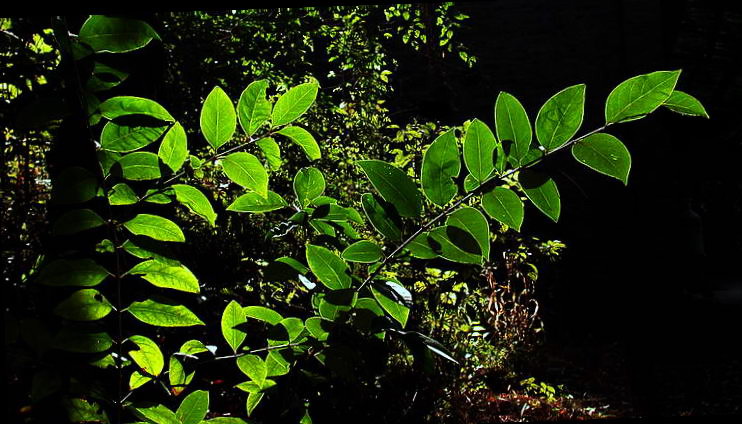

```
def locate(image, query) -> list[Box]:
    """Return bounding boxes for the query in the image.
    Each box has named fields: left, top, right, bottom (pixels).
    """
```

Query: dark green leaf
left=361, top=193, right=403, bottom=241
left=53, top=209, right=104, bottom=235
left=422, top=128, right=460, bottom=206
left=238, top=79, right=271, bottom=136
left=99, top=96, right=173, bottom=121
left=172, top=184, right=217, bottom=226
left=447, top=206, right=490, bottom=261
left=519, top=169, right=560, bottom=222
left=535, top=84, right=585, bottom=150
left=572, top=133, right=631, bottom=185
left=222, top=300, right=247, bottom=353
left=294, top=167, right=325, bottom=207
left=662, top=90, right=709, bottom=118
left=79, top=16, right=159, bottom=53
left=481, top=187, right=524, bottom=231
left=53, top=328, right=113, bottom=353
left=200, top=86, right=236, bottom=149
left=276, top=126, right=321, bottom=161
left=36, top=258, right=109, bottom=287
left=54, top=289, right=112, bottom=321
left=370, top=285, right=409, bottom=327
left=227, top=191, right=287, bottom=213
left=495, top=92, right=532, bottom=165
left=463, top=119, right=496, bottom=183
left=118, top=151, right=161, bottom=181
left=64, top=398, right=110, bottom=423
left=306, top=244, right=351, bottom=290
left=159, top=122, right=188, bottom=172
left=406, top=232, right=438, bottom=259
left=605, top=70, right=681, bottom=123
left=124, top=214, right=185, bottom=242
left=221, top=152, right=268, bottom=197
left=271, top=82, right=319, bottom=126
left=357, top=160, right=421, bottom=218
left=52, top=167, right=98, bottom=205
left=342, top=241, right=383, bottom=263
left=428, top=225, right=482, bottom=264
left=126, top=299, right=205, bottom=327
left=127, top=259, right=200, bottom=293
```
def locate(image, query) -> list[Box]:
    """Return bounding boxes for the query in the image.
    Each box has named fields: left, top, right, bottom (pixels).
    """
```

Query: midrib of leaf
left=580, top=143, right=621, bottom=174
left=275, top=87, right=312, bottom=124
left=612, top=73, right=675, bottom=120
left=315, top=250, right=345, bottom=288
left=128, top=221, right=179, bottom=240
left=493, top=191, right=517, bottom=226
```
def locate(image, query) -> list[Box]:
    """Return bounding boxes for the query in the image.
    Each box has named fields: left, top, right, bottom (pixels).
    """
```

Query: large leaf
left=221, top=152, right=268, bottom=197
left=127, top=259, right=200, bottom=293
left=124, top=214, right=185, bottom=242
left=200, top=86, right=236, bottom=149
left=357, top=160, right=421, bottom=218
left=406, top=232, right=438, bottom=259
left=481, top=187, right=524, bottom=231
left=176, top=390, right=209, bottom=424
left=126, top=298, right=205, bottom=327
left=238, top=79, right=271, bottom=136
left=463, top=119, right=496, bottom=183
left=605, top=70, right=681, bottom=123
left=342, top=241, right=383, bottom=263
left=52, top=209, right=104, bottom=235
left=118, top=151, right=161, bottom=181
left=100, top=121, right=169, bottom=152
left=159, top=122, right=188, bottom=172
left=495, top=91, right=532, bottom=165
left=370, top=284, right=410, bottom=327
left=271, top=82, right=319, bottom=126
left=361, top=193, right=403, bottom=241
left=428, top=225, right=482, bottom=264
left=227, top=191, right=287, bottom=213
left=127, top=335, right=164, bottom=376
left=446, top=206, right=490, bottom=261
left=99, top=96, right=173, bottom=121
left=237, top=355, right=267, bottom=386
left=79, top=16, right=159, bottom=53
left=54, top=289, right=112, bottom=321
left=518, top=169, right=560, bottom=222
left=306, top=244, right=351, bottom=290
left=535, top=84, right=585, bottom=150
left=246, top=392, right=264, bottom=417
left=221, top=300, right=247, bottom=353
left=172, top=184, right=217, bottom=226
left=572, top=133, right=631, bottom=185
left=37, top=259, right=109, bottom=287
left=662, top=90, right=709, bottom=118
left=294, top=167, right=326, bottom=207
left=422, top=128, right=461, bottom=205
left=244, top=306, right=283, bottom=325
left=257, top=137, right=281, bottom=170
left=276, top=126, right=321, bottom=161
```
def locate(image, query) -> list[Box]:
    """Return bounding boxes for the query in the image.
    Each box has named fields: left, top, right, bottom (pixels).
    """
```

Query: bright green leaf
left=271, top=82, right=319, bottom=126
left=276, top=126, right=321, bottom=161
left=519, top=169, right=561, bottom=222
left=176, top=390, right=209, bottom=424
left=159, top=122, right=188, bottom=172
left=662, top=90, right=709, bottom=118
left=447, top=206, right=490, bottom=261
left=342, top=241, right=383, bottom=263
left=131, top=404, right=179, bottom=424
left=256, top=137, right=281, bottom=170
left=246, top=391, right=264, bottom=417
left=222, top=300, right=247, bottom=353
left=422, top=128, right=461, bottom=205
left=605, top=70, right=681, bottom=123
left=370, top=285, right=409, bottom=327
left=108, top=183, right=137, bottom=205
left=463, top=119, right=496, bottom=183
left=54, top=289, right=112, bottom=321
left=294, top=167, right=325, bottom=207
left=124, top=214, right=185, bottom=242
left=127, top=259, right=200, bottom=293
left=237, top=354, right=267, bottom=386
left=495, top=91, right=532, bottom=165
left=357, top=160, right=421, bottom=218
left=127, top=334, right=164, bottom=376
left=244, top=306, right=283, bottom=326
left=79, top=16, right=159, bottom=53
left=481, top=187, right=524, bottom=231
left=306, top=244, right=351, bottom=290
left=227, top=191, right=287, bottom=213
left=572, top=133, right=632, bottom=185
left=200, top=86, right=236, bottom=149
left=221, top=152, right=268, bottom=197
left=428, top=225, right=482, bottom=264
left=535, top=84, right=585, bottom=150
left=172, top=184, right=217, bottom=226
left=126, top=298, right=205, bottom=327
left=99, top=96, right=173, bottom=121
left=238, top=79, right=271, bottom=136
left=118, top=151, right=161, bottom=181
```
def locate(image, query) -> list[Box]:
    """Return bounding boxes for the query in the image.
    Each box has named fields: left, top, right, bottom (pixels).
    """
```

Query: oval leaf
left=572, top=133, right=632, bottom=185
left=605, top=70, right=681, bottom=123
left=52, top=209, right=104, bottom=235
left=276, top=126, right=321, bottom=161
left=446, top=206, right=490, bottom=261
left=99, top=96, right=173, bottom=121
left=200, top=86, right=236, bottom=149
left=172, top=184, right=217, bottom=226
left=221, top=152, right=268, bottom=197
left=495, top=91, right=532, bottom=165
left=342, top=241, right=383, bottom=263
left=662, top=90, right=709, bottom=118
left=518, top=169, right=560, bottom=222
left=118, top=151, right=161, bottom=181
left=481, top=187, right=524, bottom=231
left=128, top=335, right=164, bottom=376
left=360, top=193, right=403, bottom=241
left=294, top=167, right=326, bottom=207
left=271, top=82, right=319, bottom=126
left=124, top=214, right=185, bottom=242
left=159, top=122, right=188, bottom=172
left=100, top=121, right=169, bottom=153
left=126, top=299, right=205, bottom=327
left=257, top=137, right=282, bottom=170
left=37, top=259, right=109, bottom=287
left=79, top=16, right=159, bottom=53
left=227, top=191, right=287, bottom=213
left=357, top=160, right=421, bottom=218
left=463, top=119, right=496, bottom=183
left=127, top=259, right=200, bottom=293
left=176, top=390, right=209, bottom=424
left=221, top=300, right=247, bottom=353
left=54, top=289, right=113, bottom=321
left=306, top=244, right=351, bottom=290
left=422, top=128, right=461, bottom=205
left=238, top=79, right=271, bottom=136
left=535, top=84, right=585, bottom=150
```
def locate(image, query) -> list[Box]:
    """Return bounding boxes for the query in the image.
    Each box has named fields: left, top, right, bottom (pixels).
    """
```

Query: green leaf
left=176, top=390, right=209, bottom=424
left=271, top=82, right=319, bottom=126
left=124, top=214, right=184, bottom=242
left=305, top=317, right=331, bottom=341
left=406, top=232, right=438, bottom=259
left=200, top=86, right=236, bottom=149
left=428, top=225, right=482, bottom=264
left=360, top=193, right=403, bottom=241
left=129, top=370, right=151, bottom=390
left=422, top=128, right=461, bottom=205
left=605, top=70, right=681, bottom=123
left=127, top=259, right=200, bottom=293
left=172, top=184, right=217, bottom=226
left=98, top=151, right=121, bottom=178
left=203, top=418, right=248, bottom=424
left=127, top=298, right=205, bottom=327
left=306, top=244, right=351, bottom=290
left=222, top=300, right=247, bottom=353
left=179, top=340, right=211, bottom=356
left=357, top=160, right=422, bottom=218
left=256, top=137, right=281, bottom=170
left=535, top=84, right=585, bottom=150
left=246, top=391, right=264, bottom=417
left=238, top=79, right=271, bottom=136
left=54, top=289, right=112, bottom=321
left=131, top=404, right=179, bottom=424
left=118, top=151, right=161, bottom=181
left=79, top=16, right=159, bottom=53
left=237, top=354, right=267, bottom=386
left=159, top=122, right=188, bottom=172
left=572, top=133, right=632, bottom=185
left=65, top=398, right=110, bottom=423
left=265, top=351, right=290, bottom=377
left=370, top=285, right=410, bottom=327
left=108, top=183, right=137, bottom=205
left=244, top=306, right=283, bottom=325
left=294, top=167, right=325, bottom=207
left=447, top=206, right=490, bottom=261
left=318, top=290, right=357, bottom=321
left=87, top=62, right=129, bottom=92
left=662, top=90, right=709, bottom=118
left=99, top=96, right=173, bottom=121
left=168, top=355, right=194, bottom=395
left=53, top=328, right=113, bottom=353
left=122, top=237, right=179, bottom=266
left=495, top=91, right=532, bottom=165
left=52, top=166, right=98, bottom=205
left=518, top=169, right=560, bottom=222
left=342, top=241, right=383, bottom=263
left=128, top=335, right=164, bottom=376
left=221, top=152, right=268, bottom=197
left=463, top=119, right=496, bottom=183
left=227, top=191, right=287, bottom=213
left=481, top=187, right=524, bottom=231
left=36, top=258, right=109, bottom=287
left=276, top=126, right=321, bottom=161
left=52, top=209, right=104, bottom=235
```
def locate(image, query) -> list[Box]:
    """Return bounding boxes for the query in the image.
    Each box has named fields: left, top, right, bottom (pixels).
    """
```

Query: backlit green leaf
left=118, top=151, right=161, bottom=181
left=159, top=122, right=188, bottom=172
left=662, top=90, right=709, bottom=118
left=124, top=214, right=185, bottom=242
left=519, top=169, right=560, bottom=222
left=535, top=84, right=585, bottom=150
left=172, top=184, right=217, bottom=226
left=446, top=206, right=490, bottom=261
left=127, top=259, right=200, bottom=293
left=176, top=390, right=209, bottom=424
left=99, top=96, right=173, bottom=121
left=237, top=355, right=267, bottom=386
left=481, top=187, right=524, bottom=231
left=131, top=404, right=179, bottom=424
left=428, top=225, right=482, bottom=264
left=572, top=133, right=631, bottom=185
left=53, top=329, right=113, bottom=353
left=222, top=300, right=247, bottom=353
left=463, top=119, right=496, bottom=183
left=357, top=160, right=422, bottom=218
left=246, top=391, right=264, bottom=417
left=244, top=306, right=283, bottom=325
left=79, top=16, right=159, bottom=53
left=406, top=232, right=438, bottom=259
left=126, top=298, right=205, bottom=327
left=370, top=285, right=409, bottom=327
left=238, top=79, right=271, bottom=136
left=108, top=183, right=137, bottom=205
left=342, top=241, right=383, bottom=263
left=422, top=128, right=460, bottom=205
left=200, top=86, right=236, bottom=149
left=54, top=289, right=113, bottom=321
left=495, top=91, right=532, bottom=165
left=276, top=126, right=321, bottom=161
left=605, top=70, right=681, bottom=123
left=129, top=370, right=151, bottom=390
left=306, top=244, right=351, bottom=290
left=128, top=335, right=164, bottom=376
left=256, top=137, right=281, bottom=170
left=361, top=193, right=402, bottom=241
left=221, top=152, right=268, bottom=197
left=294, top=167, right=325, bottom=207
left=271, top=82, right=318, bottom=126
left=227, top=191, right=287, bottom=213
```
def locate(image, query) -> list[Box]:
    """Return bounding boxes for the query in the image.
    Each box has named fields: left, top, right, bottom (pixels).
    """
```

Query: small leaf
left=168, top=355, right=193, bottom=395
left=108, top=183, right=137, bottom=205
left=131, top=404, right=179, bottom=424
left=481, top=187, right=524, bottom=231
left=361, top=193, right=402, bottom=241
left=342, top=241, right=383, bottom=263
left=271, top=82, right=319, bottom=126
left=495, top=92, right=532, bottom=165
left=244, top=306, right=283, bottom=325
left=370, top=285, right=409, bottom=327
left=422, top=128, right=461, bottom=206
left=256, top=137, right=281, bottom=170
left=237, top=355, right=267, bottom=386
left=118, top=151, right=161, bottom=181
left=518, top=169, right=560, bottom=222
left=64, top=398, right=110, bottom=423
left=246, top=392, right=264, bottom=417
left=221, top=152, right=268, bottom=197
left=129, top=370, right=151, bottom=390
left=535, top=84, right=585, bottom=150
left=227, top=191, right=287, bottom=213
left=127, top=298, right=205, bottom=327
left=446, top=206, right=490, bottom=261
left=54, top=289, right=113, bottom=321
left=128, top=334, right=164, bottom=376
left=99, top=96, right=173, bottom=121
left=36, top=258, right=109, bottom=287
left=305, top=317, right=331, bottom=341
left=294, top=167, right=325, bottom=207
left=79, top=15, right=159, bottom=53
left=276, top=126, right=321, bottom=161
left=172, top=184, right=217, bottom=226
left=238, top=79, right=271, bottom=136
left=662, top=90, right=709, bottom=118
left=200, top=86, right=236, bottom=149
left=428, top=225, right=482, bottom=264
left=605, top=70, right=681, bottom=123
left=176, top=390, right=209, bottom=424
left=306, top=244, right=351, bottom=290
left=124, top=214, right=185, bottom=242
left=357, top=160, right=422, bottom=218
left=52, top=209, right=104, bottom=235
left=127, top=259, right=200, bottom=293
left=222, top=300, right=247, bottom=353
left=572, top=133, right=632, bottom=185
left=159, top=122, right=188, bottom=172
left=179, top=340, right=211, bottom=356
left=463, top=119, right=496, bottom=183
